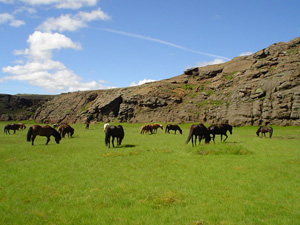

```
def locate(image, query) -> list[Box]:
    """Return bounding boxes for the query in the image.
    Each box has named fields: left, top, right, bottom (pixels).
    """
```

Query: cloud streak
left=102, top=28, right=231, bottom=61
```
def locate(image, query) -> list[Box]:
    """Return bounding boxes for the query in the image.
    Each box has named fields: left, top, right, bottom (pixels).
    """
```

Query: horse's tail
left=269, top=127, right=273, bottom=138
left=140, top=126, right=144, bottom=134
left=27, top=127, right=33, bottom=142
left=185, top=127, right=193, bottom=144
left=105, top=129, right=110, bottom=146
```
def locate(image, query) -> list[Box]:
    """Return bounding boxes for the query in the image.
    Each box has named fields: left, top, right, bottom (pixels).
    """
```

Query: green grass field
left=0, top=121, right=300, bottom=225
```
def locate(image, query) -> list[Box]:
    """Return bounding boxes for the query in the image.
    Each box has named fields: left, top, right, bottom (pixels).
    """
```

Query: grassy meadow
left=0, top=121, right=300, bottom=225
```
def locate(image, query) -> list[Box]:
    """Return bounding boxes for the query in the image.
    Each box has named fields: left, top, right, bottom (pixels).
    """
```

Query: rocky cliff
left=0, top=94, right=54, bottom=121
left=6, top=37, right=300, bottom=126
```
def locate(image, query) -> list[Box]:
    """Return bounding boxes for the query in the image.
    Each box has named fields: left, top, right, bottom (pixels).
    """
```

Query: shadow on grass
left=120, top=144, right=136, bottom=148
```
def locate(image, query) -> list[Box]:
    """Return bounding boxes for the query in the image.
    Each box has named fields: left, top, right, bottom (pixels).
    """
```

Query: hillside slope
left=8, top=37, right=300, bottom=126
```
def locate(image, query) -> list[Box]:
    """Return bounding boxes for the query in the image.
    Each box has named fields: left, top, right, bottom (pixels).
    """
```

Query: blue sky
left=0, top=0, right=299, bottom=95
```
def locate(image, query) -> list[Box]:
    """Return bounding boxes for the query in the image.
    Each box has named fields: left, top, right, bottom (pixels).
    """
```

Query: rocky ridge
left=2, top=37, right=300, bottom=126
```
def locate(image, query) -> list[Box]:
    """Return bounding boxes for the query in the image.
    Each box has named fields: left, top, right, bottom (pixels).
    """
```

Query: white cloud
left=37, top=8, right=110, bottom=32
left=0, top=12, right=25, bottom=27
left=1, top=31, right=105, bottom=93
left=21, top=31, right=82, bottom=60
left=130, top=79, right=156, bottom=87
left=195, top=58, right=226, bottom=67
left=240, top=52, right=253, bottom=56
left=19, top=0, right=98, bottom=9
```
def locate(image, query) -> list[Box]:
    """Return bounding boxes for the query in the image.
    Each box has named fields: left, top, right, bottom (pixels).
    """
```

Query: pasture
left=0, top=121, right=300, bottom=224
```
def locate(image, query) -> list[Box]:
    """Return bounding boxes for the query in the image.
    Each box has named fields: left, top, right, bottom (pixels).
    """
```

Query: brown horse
left=58, top=124, right=74, bottom=138
left=185, top=124, right=211, bottom=147
left=150, top=123, right=163, bottom=133
left=208, top=124, right=233, bottom=143
left=140, top=125, right=153, bottom=134
left=165, top=124, right=182, bottom=134
left=4, top=124, right=20, bottom=134
left=256, top=126, right=273, bottom=138
left=17, top=123, right=26, bottom=130
left=27, top=125, right=61, bottom=145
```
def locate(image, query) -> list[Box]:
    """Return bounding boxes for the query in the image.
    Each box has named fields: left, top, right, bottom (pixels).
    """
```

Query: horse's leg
left=32, top=135, right=35, bottom=145
left=221, top=134, right=223, bottom=142
left=212, top=134, right=215, bottom=143
left=223, top=134, right=228, bottom=142
left=112, top=137, right=115, bottom=147
left=14, top=129, right=16, bottom=134
left=46, top=137, right=50, bottom=145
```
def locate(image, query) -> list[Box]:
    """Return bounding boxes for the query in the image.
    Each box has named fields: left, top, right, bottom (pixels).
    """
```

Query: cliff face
left=0, top=94, right=54, bottom=121
left=7, top=37, right=300, bottom=126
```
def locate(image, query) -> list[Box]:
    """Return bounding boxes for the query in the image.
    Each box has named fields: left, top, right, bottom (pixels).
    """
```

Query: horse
left=165, top=124, right=182, bottom=134
left=140, top=124, right=153, bottom=134
left=104, top=123, right=110, bottom=133
left=256, top=126, right=273, bottom=138
left=105, top=125, right=124, bottom=148
left=17, top=123, right=26, bottom=130
left=58, top=124, right=74, bottom=138
left=27, top=125, right=61, bottom=145
left=208, top=124, right=233, bottom=143
left=150, top=123, right=163, bottom=133
left=185, top=124, right=211, bottom=147
left=4, top=124, right=20, bottom=134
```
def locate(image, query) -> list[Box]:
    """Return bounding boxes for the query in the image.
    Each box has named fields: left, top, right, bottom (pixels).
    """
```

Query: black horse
left=165, top=124, right=182, bottom=134
left=105, top=125, right=125, bottom=148
left=27, top=125, right=61, bottom=145
left=4, top=124, right=20, bottom=134
left=208, top=124, right=233, bottom=143
left=185, top=124, right=211, bottom=147
left=256, top=126, right=273, bottom=138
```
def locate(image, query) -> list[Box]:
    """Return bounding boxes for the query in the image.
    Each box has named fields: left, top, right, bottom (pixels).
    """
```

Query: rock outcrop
left=0, top=94, right=54, bottom=121
left=2, top=37, right=300, bottom=126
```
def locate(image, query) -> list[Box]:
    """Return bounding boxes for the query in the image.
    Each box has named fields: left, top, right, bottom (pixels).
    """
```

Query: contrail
left=102, top=28, right=231, bottom=61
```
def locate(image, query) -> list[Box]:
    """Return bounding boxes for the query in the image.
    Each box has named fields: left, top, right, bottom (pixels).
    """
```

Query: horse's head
left=204, top=134, right=211, bottom=143
left=256, top=127, right=262, bottom=137
left=228, top=125, right=233, bottom=135
left=54, top=130, right=62, bottom=144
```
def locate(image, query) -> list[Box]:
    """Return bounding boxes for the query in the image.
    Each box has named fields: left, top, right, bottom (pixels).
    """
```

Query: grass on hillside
left=0, top=121, right=300, bottom=224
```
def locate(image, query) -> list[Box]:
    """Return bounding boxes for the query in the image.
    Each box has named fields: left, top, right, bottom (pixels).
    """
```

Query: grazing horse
left=105, top=125, right=124, bottom=148
left=104, top=123, right=110, bottom=133
left=58, top=124, right=74, bottom=138
left=165, top=124, right=182, bottom=134
left=185, top=124, right=211, bottom=147
left=4, top=124, right=20, bottom=134
left=140, top=124, right=153, bottom=134
left=27, top=125, right=61, bottom=145
left=17, top=123, right=26, bottom=130
left=208, top=124, right=233, bottom=143
left=150, top=124, right=163, bottom=133
left=256, top=126, right=273, bottom=138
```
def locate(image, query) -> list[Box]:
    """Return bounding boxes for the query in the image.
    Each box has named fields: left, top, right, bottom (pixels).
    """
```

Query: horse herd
left=3, top=122, right=273, bottom=147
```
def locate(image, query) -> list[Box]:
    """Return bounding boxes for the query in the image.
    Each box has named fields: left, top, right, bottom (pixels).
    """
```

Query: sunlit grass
left=0, top=121, right=300, bottom=224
